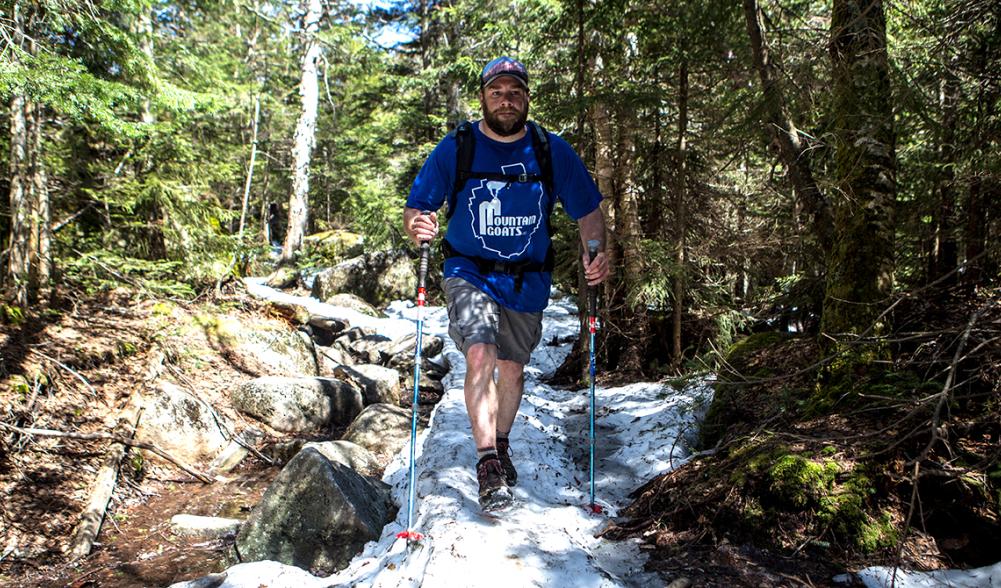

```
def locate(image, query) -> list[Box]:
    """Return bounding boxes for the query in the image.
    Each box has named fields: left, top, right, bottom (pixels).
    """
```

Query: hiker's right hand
left=406, top=209, right=439, bottom=245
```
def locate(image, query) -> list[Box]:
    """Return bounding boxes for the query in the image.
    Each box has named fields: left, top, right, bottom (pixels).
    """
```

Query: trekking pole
left=586, top=239, right=603, bottom=514
left=397, top=222, right=431, bottom=544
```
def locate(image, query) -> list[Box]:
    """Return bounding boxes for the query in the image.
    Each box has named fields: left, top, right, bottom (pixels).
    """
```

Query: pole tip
left=396, top=530, right=425, bottom=542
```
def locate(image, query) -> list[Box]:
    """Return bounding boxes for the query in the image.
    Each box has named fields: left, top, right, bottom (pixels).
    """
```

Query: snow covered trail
left=177, top=282, right=711, bottom=588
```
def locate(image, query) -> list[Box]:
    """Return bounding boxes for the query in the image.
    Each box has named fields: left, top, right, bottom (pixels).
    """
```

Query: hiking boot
left=476, top=454, right=512, bottom=509
left=496, top=437, right=517, bottom=486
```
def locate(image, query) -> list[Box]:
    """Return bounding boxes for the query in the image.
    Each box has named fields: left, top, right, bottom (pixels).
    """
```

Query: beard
left=482, top=104, right=529, bottom=137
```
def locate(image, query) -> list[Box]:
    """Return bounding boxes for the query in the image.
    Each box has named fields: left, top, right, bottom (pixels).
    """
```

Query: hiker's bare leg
left=496, top=359, right=525, bottom=435
left=464, top=342, right=498, bottom=450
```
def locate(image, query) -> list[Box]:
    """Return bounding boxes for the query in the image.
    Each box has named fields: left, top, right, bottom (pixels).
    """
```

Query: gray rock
left=301, top=440, right=382, bottom=477
left=265, top=267, right=299, bottom=289
left=137, top=382, right=230, bottom=463
left=310, top=250, right=416, bottom=308
left=305, top=315, right=349, bottom=346
left=234, top=326, right=318, bottom=377
left=235, top=448, right=395, bottom=575
left=344, top=334, right=392, bottom=365
left=321, top=293, right=382, bottom=317
left=316, top=344, right=355, bottom=373
left=383, top=332, right=444, bottom=360
left=332, top=364, right=401, bottom=405
left=232, top=377, right=363, bottom=434
left=342, top=403, right=413, bottom=464
left=170, top=514, right=242, bottom=539
left=404, top=368, right=445, bottom=397
left=208, top=428, right=264, bottom=474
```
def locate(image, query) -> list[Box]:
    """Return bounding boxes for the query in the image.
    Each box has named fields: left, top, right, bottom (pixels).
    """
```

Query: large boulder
left=235, top=448, right=395, bottom=575
left=341, top=403, right=413, bottom=464
left=232, top=325, right=318, bottom=377
left=232, top=377, right=363, bottom=434
left=302, top=440, right=382, bottom=477
left=137, top=382, right=230, bottom=463
left=311, top=250, right=416, bottom=308
left=332, top=364, right=401, bottom=405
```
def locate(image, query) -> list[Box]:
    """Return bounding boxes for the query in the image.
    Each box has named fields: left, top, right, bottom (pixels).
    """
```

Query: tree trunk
left=929, top=64, right=959, bottom=285
left=28, top=99, right=51, bottom=303
left=135, top=7, right=167, bottom=259
left=238, top=96, right=261, bottom=242
left=616, top=108, right=646, bottom=377
left=671, top=60, right=689, bottom=371
left=743, top=0, right=834, bottom=256
left=821, top=0, right=896, bottom=339
left=5, top=1, right=30, bottom=307
left=280, top=0, right=323, bottom=265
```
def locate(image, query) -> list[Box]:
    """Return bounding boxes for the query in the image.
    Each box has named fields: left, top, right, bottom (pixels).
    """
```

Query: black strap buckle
left=517, top=173, right=529, bottom=183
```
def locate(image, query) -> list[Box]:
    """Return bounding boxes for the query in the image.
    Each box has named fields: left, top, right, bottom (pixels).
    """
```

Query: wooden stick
left=0, top=422, right=213, bottom=484
left=27, top=347, right=99, bottom=398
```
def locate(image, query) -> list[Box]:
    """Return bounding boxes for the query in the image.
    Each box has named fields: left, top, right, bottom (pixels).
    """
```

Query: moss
left=763, top=452, right=840, bottom=509
left=116, top=341, right=138, bottom=357
left=151, top=301, right=175, bottom=316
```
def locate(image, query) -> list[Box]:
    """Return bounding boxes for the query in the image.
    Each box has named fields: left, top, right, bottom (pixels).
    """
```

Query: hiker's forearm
left=577, top=208, right=606, bottom=251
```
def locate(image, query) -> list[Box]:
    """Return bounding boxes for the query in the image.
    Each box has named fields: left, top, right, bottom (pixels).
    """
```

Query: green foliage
left=61, top=249, right=195, bottom=298
left=0, top=304, right=25, bottom=325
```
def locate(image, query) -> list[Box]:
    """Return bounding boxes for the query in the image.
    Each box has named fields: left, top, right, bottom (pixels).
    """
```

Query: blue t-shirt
left=407, top=121, right=602, bottom=312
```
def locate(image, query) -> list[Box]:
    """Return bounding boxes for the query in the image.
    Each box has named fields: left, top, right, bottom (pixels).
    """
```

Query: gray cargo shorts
left=444, top=277, right=543, bottom=365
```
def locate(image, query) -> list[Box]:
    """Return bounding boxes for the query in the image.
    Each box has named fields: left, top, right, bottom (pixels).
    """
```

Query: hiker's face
left=480, top=77, right=529, bottom=137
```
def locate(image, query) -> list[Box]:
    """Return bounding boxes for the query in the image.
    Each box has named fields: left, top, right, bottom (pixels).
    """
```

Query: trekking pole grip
left=418, top=241, right=430, bottom=289
left=418, top=210, right=431, bottom=290
left=586, top=240, right=600, bottom=318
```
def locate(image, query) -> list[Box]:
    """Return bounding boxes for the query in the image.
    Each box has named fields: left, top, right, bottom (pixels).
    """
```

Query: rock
left=342, top=334, right=392, bottom=365
left=232, top=377, right=363, bottom=434
left=341, top=403, right=413, bottom=464
left=666, top=579, right=692, bottom=588
left=316, top=344, right=354, bottom=372
left=383, top=332, right=444, bottom=361
left=320, top=293, right=382, bottom=317
left=307, top=315, right=350, bottom=333
left=208, top=428, right=264, bottom=474
left=232, top=324, right=318, bottom=377
left=265, top=267, right=299, bottom=289
left=262, top=439, right=306, bottom=465
left=404, top=369, right=445, bottom=397
left=301, top=440, right=382, bottom=477
left=170, top=514, right=242, bottom=539
left=137, top=382, right=230, bottom=463
left=302, top=229, right=365, bottom=261
left=305, top=315, right=349, bottom=346
left=235, top=448, right=395, bottom=575
left=310, top=250, right=415, bottom=308
left=332, top=364, right=401, bottom=405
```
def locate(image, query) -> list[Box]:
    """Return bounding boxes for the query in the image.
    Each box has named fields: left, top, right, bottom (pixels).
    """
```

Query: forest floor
left=603, top=286, right=1001, bottom=585
left=0, top=284, right=998, bottom=587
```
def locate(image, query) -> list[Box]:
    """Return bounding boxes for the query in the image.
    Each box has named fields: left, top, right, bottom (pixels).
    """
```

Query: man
left=403, top=56, right=609, bottom=509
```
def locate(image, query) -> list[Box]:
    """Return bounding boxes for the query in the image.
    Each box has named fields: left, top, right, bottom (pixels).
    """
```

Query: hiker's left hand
left=582, top=251, right=609, bottom=286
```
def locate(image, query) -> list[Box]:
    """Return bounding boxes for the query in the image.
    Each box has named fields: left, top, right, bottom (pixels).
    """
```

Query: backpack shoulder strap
left=448, top=120, right=475, bottom=220
left=527, top=121, right=554, bottom=199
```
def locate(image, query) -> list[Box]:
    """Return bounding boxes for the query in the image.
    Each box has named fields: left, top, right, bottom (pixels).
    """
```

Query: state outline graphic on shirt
left=466, top=163, right=545, bottom=260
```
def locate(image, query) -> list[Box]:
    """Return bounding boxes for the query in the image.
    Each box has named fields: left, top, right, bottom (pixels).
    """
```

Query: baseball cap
left=480, top=56, right=529, bottom=89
